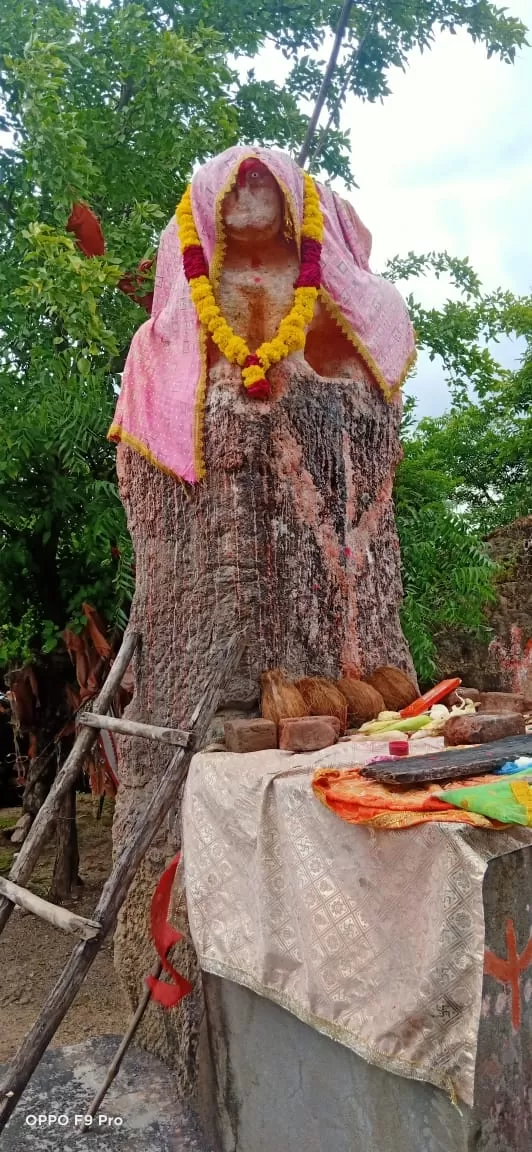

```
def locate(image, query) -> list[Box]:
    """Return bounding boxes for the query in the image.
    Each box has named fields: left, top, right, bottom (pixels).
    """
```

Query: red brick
left=224, top=718, right=277, bottom=753
left=444, top=711, right=525, bottom=747
left=279, top=715, right=339, bottom=752
left=478, top=692, right=526, bottom=715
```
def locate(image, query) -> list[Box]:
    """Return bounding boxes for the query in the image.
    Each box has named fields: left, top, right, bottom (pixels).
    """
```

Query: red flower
left=247, top=378, right=271, bottom=401
left=182, top=244, right=208, bottom=281
left=295, top=237, right=322, bottom=288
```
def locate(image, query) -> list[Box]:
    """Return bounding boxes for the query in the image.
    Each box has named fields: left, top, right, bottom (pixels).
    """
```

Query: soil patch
left=0, top=795, right=128, bottom=1062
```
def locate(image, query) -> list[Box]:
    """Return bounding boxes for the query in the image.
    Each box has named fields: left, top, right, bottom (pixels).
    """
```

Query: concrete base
left=2, top=1036, right=213, bottom=1152
left=198, top=846, right=532, bottom=1152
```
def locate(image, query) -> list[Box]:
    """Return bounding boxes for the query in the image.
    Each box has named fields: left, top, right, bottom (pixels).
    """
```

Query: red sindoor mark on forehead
left=237, top=158, right=269, bottom=187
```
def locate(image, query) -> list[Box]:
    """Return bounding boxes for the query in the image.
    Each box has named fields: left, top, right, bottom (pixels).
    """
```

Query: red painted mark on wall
left=489, top=624, right=532, bottom=695
left=484, top=918, right=532, bottom=1031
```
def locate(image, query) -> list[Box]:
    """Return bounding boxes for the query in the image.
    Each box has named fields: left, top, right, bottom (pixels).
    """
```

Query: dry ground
left=0, top=795, right=128, bottom=1063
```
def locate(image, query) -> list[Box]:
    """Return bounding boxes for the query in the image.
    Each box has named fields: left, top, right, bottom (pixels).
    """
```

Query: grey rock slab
left=1, top=1035, right=214, bottom=1152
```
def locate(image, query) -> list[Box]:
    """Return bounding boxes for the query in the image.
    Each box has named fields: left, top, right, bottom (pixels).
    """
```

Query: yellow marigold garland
left=176, top=168, right=324, bottom=399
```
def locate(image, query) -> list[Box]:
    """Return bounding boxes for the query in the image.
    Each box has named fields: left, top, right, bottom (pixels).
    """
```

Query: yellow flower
left=176, top=170, right=324, bottom=386
left=301, top=173, right=324, bottom=242
left=197, top=302, right=220, bottom=325
left=176, top=188, right=201, bottom=249
left=242, top=364, right=266, bottom=387
left=225, top=335, right=247, bottom=361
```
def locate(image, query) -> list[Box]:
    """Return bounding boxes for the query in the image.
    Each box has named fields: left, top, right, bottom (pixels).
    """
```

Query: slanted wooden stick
left=85, top=859, right=194, bottom=1123
left=82, top=960, right=163, bottom=1127
left=297, top=0, right=354, bottom=167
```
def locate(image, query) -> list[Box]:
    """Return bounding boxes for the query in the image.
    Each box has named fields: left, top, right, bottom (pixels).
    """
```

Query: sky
left=246, top=0, right=532, bottom=417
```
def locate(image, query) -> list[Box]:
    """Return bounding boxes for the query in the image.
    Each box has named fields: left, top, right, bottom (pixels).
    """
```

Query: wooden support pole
left=297, top=0, right=354, bottom=167
left=0, top=877, right=101, bottom=941
left=0, top=631, right=139, bottom=937
left=0, top=631, right=245, bottom=1131
left=79, top=712, right=191, bottom=748
left=307, top=16, right=374, bottom=172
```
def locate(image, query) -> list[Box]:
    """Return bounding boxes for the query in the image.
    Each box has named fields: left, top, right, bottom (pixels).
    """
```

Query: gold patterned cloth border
left=182, top=743, right=532, bottom=1105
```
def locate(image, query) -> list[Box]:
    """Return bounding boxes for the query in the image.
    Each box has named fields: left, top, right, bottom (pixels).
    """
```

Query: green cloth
left=440, top=768, right=532, bottom=827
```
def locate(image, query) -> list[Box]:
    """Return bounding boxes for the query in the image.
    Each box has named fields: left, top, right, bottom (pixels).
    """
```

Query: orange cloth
left=312, top=766, right=502, bottom=830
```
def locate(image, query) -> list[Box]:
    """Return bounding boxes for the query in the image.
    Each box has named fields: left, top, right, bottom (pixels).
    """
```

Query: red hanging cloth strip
left=66, top=204, right=153, bottom=312
left=145, top=853, right=193, bottom=1008
left=66, top=202, right=105, bottom=257
left=117, top=258, right=154, bottom=313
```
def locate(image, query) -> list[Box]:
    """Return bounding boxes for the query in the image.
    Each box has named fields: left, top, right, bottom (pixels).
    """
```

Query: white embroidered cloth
left=182, top=742, right=532, bottom=1104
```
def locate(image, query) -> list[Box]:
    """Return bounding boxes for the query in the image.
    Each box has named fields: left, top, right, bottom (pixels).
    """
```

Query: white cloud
left=246, top=3, right=531, bottom=417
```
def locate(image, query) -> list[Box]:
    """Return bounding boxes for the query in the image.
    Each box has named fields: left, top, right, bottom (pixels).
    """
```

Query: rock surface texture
left=1, top=1036, right=213, bottom=1152
left=113, top=358, right=413, bottom=1092
left=278, top=714, right=340, bottom=751
left=478, top=691, right=526, bottom=715
left=223, top=718, right=277, bottom=753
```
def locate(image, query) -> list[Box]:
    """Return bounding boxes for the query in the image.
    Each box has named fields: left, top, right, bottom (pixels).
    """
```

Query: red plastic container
left=389, top=740, right=409, bottom=757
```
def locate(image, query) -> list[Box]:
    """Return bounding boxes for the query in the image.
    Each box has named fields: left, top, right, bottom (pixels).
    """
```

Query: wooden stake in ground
left=49, top=783, right=81, bottom=904
left=0, top=630, right=245, bottom=1131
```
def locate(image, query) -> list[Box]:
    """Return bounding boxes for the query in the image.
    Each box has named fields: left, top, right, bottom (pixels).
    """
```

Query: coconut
left=366, top=666, right=418, bottom=711
left=337, top=678, right=384, bottom=723
left=295, top=677, right=348, bottom=734
left=260, top=669, right=309, bottom=725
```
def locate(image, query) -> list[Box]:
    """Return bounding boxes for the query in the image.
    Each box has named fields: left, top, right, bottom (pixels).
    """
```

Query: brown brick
left=478, top=691, right=526, bottom=715
left=224, top=718, right=277, bottom=754
left=279, top=715, right=339, bottom=752
left=444, top=711, right=526, bottom=747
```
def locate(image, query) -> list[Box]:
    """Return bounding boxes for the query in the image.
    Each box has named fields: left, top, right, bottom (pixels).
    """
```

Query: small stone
left=478, top=692, right=526, bottom=715
left=444, top=711, right=526, bottom=747
left=278, top=715, right=339, bottom=752
left=224, top=718, right=277, bottom=753
left=9, top=812, right=31, bottom=845
left=444, top=687, right=480, bottom=707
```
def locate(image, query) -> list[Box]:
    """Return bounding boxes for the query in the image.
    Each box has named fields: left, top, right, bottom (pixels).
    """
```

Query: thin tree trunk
left=22, top=747, right=57, bottom=817
left=49, top=784, right=81, bottom=903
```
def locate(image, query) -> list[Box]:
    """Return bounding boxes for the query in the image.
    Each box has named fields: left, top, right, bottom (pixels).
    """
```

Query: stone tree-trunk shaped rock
left=109, top=147, right=416, bottom=1096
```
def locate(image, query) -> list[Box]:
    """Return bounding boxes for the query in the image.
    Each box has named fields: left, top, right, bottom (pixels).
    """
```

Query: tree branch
left=116, top=77, right=135, bottom=111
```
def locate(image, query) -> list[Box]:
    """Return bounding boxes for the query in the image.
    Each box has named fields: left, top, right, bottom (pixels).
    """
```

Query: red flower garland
left=295, top=238, right=322, bottom=288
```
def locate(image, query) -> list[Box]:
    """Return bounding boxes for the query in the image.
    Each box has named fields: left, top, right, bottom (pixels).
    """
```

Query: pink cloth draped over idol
left=109, top=146, right=415, bottom=484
